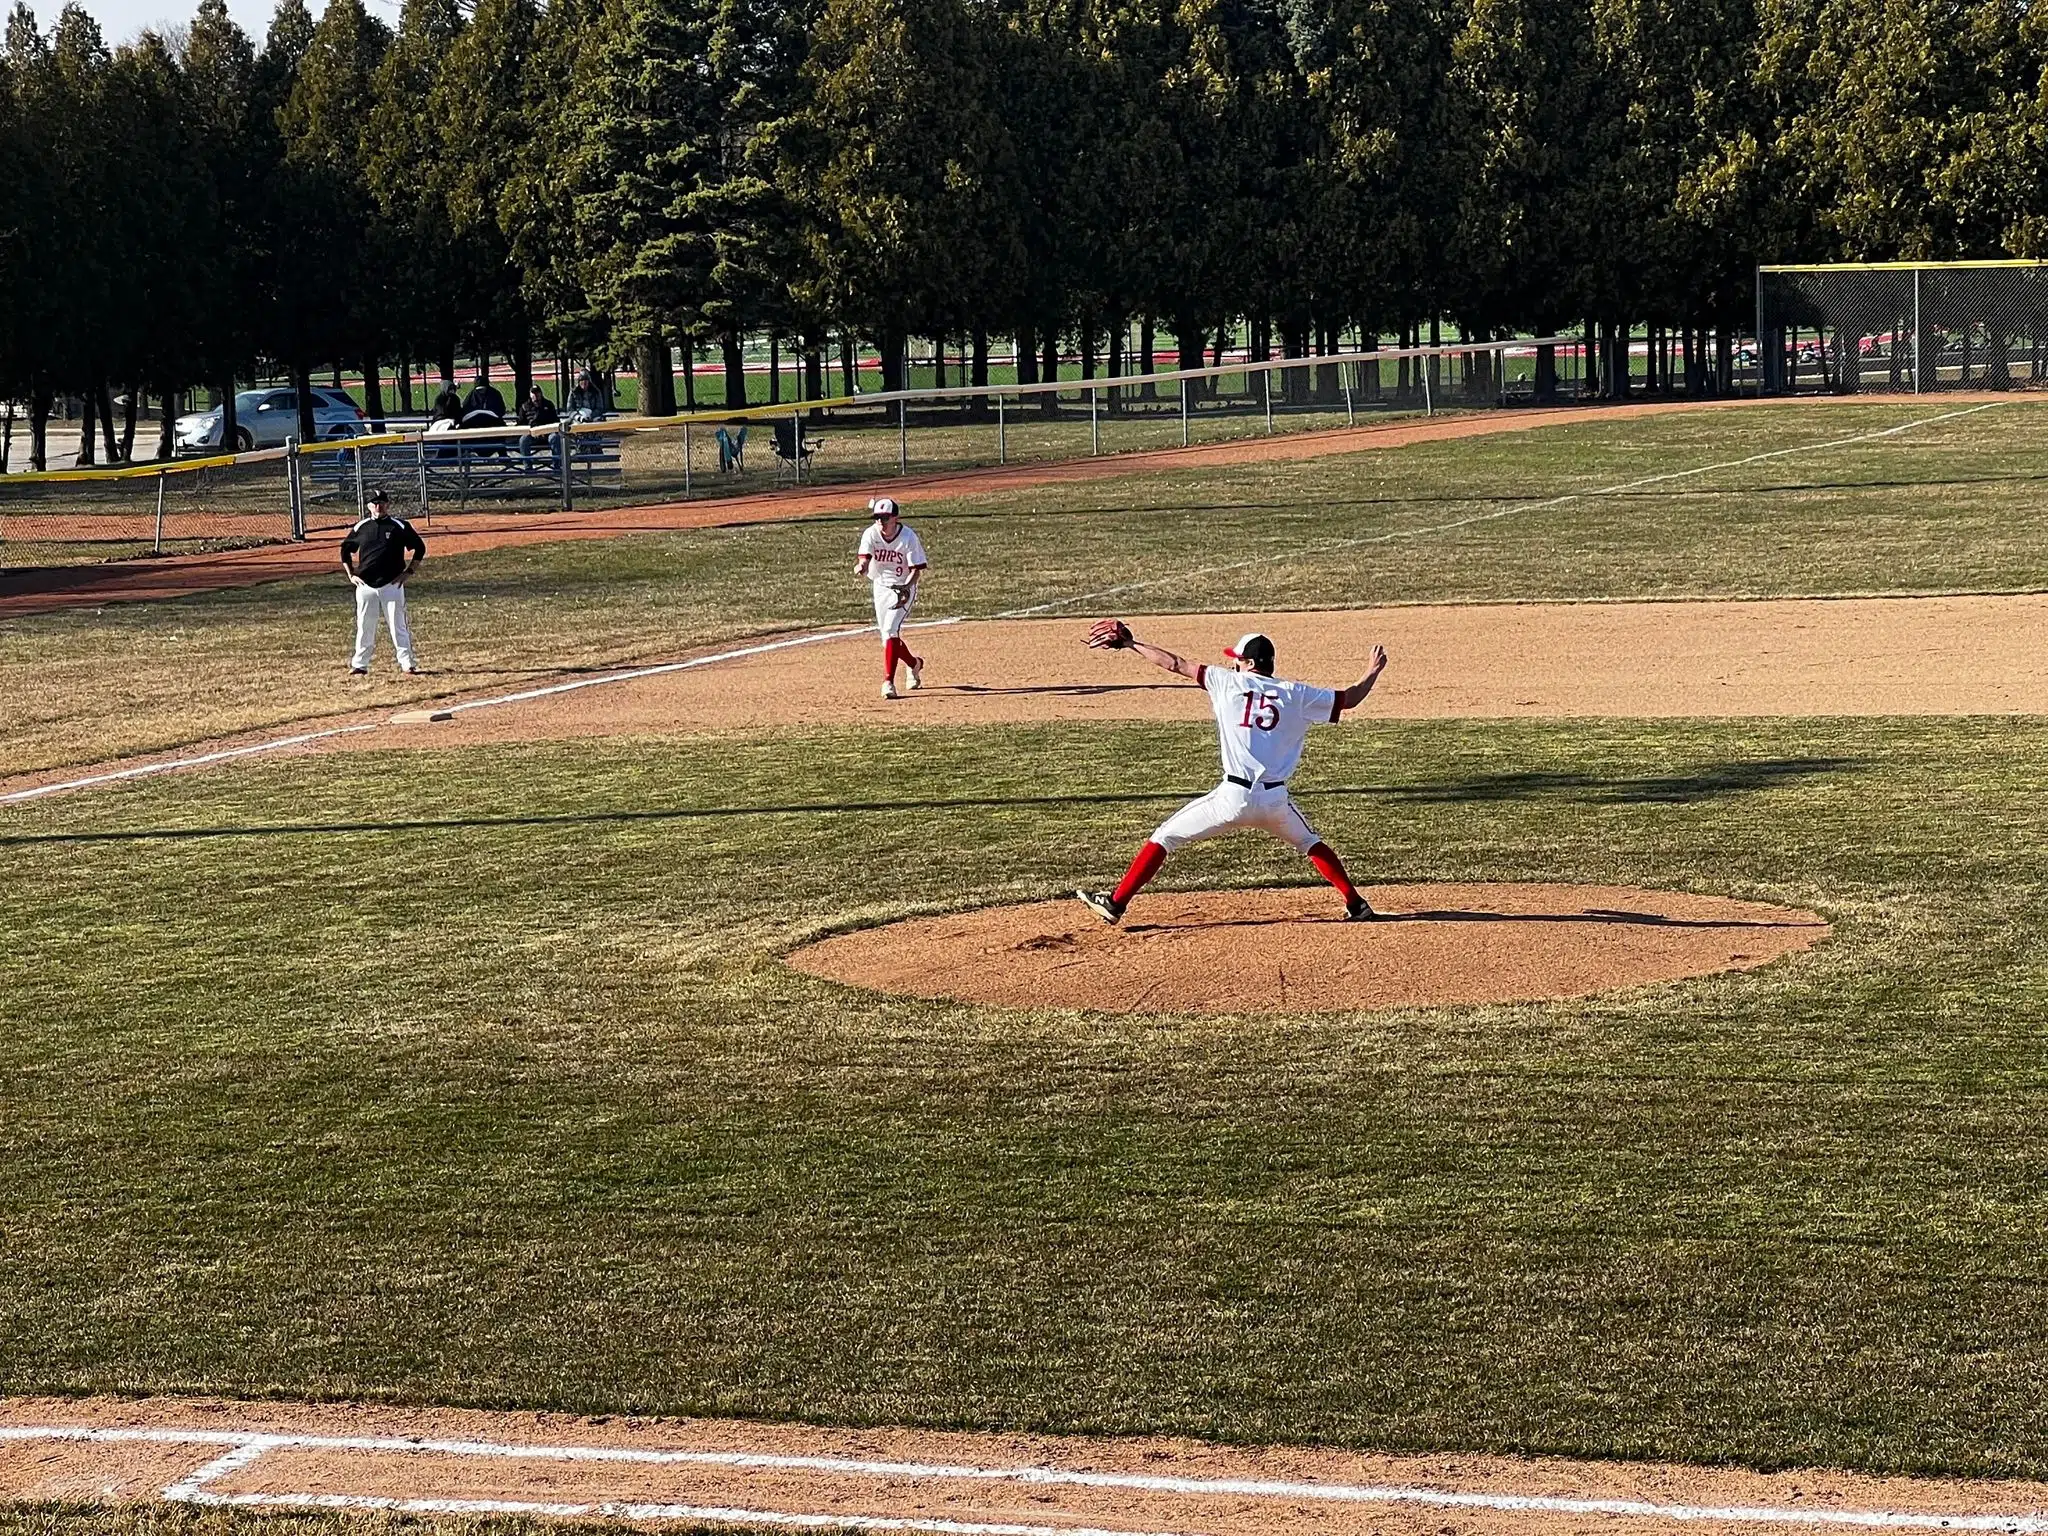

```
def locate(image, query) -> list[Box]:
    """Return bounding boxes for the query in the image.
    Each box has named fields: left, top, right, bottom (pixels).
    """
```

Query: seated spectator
left=566, top=371, right=607, bottom=423
left=431, top=382, right=463, bottom=425
left=517, top=385, right=561, bottom=468
left=463, top=374, right=508, bottom=420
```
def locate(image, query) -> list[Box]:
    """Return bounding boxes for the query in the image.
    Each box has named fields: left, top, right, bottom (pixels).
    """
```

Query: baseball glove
left=1087, top=618, right=1133, bottom=650
left=889, top=583, right=914, bottom=609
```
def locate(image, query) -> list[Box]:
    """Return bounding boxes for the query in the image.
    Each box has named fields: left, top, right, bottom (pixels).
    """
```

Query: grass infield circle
left=789, top=883, right=1830, bottom=1015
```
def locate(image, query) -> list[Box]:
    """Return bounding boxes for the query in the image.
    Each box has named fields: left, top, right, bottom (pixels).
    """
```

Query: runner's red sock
left=1110, top=841, right=1168, bottom=908
left=1306, top=842, right=1360, bottom=904
left=883, top=637, right=900, bottom=677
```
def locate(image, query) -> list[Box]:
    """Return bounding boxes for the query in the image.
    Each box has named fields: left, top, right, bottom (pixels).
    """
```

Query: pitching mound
left=790, top=883, right=1829, bottom=1014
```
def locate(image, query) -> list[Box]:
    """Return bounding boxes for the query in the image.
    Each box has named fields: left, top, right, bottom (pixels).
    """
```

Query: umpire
left=341, top=487, right=427, bottom=675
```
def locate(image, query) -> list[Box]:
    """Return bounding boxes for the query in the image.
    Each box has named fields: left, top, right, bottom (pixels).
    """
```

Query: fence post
left=415, top=434, right=428, bottom=523
left=997, top=389, right=1006, bottom=464
left=1343, top=363, right=1355, bottom=425
left=1181, top=376, right=1190, bottom=446
left=559, top=423, right=573, bottom=511
left=153, top=470, right=166, bottom=554
left=792, top=408, right=802, bottom=485
left=684, top=420, right=692, bottom=500
left=898, top=397, right=907, bottom=475
left=353, top=440, right=366, bottom=517
left=1090, top=383, right=1100, bottom=453
left=1422, top=357, right=1433, bottom=417
left=1263, top=367, right=1274, bottom=434
left=1913, top=268, right=1923, bottom=394
left=286, top=435, right=305, bottom=539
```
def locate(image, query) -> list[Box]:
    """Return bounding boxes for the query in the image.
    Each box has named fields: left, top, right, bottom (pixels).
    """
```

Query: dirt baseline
left=5, top=1392, right=2046, bottom=1536
left=788, top=883, right=1830, bottom=1014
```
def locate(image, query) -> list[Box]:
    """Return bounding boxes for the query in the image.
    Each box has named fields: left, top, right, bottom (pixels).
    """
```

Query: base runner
left=854, top=497, right=927, bottom=699
left=1075, top=620, right=1388, bottom=924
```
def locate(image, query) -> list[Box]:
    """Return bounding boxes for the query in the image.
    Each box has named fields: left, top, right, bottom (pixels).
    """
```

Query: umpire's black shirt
left=341, top=514, right=426, bottom=587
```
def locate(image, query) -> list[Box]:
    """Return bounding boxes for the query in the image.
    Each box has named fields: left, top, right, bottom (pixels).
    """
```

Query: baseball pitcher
left=854, top=496, right=927, bottom=699
left=1075, top=621, right=1388, bottom=924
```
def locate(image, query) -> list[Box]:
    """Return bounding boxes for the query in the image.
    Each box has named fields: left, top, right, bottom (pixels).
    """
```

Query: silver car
left=175, top=387, right=368, bottom=454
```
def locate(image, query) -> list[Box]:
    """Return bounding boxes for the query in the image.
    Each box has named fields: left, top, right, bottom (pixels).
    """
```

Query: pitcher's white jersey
left=1200, top=665, right=1340, bottom=783
left=857, top=522, right=926, bottom=587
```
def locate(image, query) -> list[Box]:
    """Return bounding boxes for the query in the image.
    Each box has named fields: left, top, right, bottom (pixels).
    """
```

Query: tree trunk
left=681, top=339, right=696, bottom=410
left=879, top=326, right=906, bottom=393
left=398, top=360, right=414, bottom=415
left=1105, top=318, right=1122, bottom=410
left=806, top=344, right=824, bottom=402
left=156, top=392, right=175, bottom=461
left=1172, top=320, right=1203, bottom=402
left=512, top=332, right=534, bottom=409
left=76, top=388, right=96, bottom=466
left=118, top=386, right=138, bottom=461
left=1, top=399, right=12, bottom=473
left=1016, top=325, right=1038, bottom=386
left=841, top=334, right=856, bottom=396
left=769, top=334, right=781, bottom=405
left=438, top=340, right=457, bottom=385
left=30, top=387, right=51, bottom=471
left=1140, top=315, right=1157, bottom=400
left=292, top=363, right=316, bottom=442
left=970, top=329, right=989, bottom=419
left=361, top=355, right=384, bottom=430
left=1079, top=320, right=1096, bottom=381
left=1716, top=326, right=1735, bottom=394
left=1040, top=329, right=1059, bottom=414
left=1535, top=343, right=1557, bottom=402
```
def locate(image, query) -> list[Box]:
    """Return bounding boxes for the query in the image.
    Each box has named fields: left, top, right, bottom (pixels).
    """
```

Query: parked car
left=175, top=387, right=366, bottom=454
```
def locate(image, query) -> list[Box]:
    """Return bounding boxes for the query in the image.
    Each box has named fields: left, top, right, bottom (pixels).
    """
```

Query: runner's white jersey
left=1200, top=665, right=1340, bottom=784
left=858, top=523, right=927, bottom=586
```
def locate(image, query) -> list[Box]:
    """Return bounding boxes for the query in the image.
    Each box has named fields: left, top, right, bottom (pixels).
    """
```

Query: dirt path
left=0, top=396, right=1792, bottom=619
left=6, top=593, right=2046, bottom=807
left=4, top=1394, right=2045, bottom=1535
left=325, top=593, right=2048, bottom=748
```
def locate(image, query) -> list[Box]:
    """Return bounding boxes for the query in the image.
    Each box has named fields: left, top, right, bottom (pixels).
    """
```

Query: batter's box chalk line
left=3, top=1425, right=2045, bottom=1533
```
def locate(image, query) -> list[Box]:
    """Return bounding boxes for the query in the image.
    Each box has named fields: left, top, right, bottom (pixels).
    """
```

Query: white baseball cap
left=869, top=497, right=899, bottom=519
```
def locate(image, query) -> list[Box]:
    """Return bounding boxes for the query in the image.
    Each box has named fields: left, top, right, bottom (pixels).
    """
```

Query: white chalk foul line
left=1002, top=401, right=2010, bottom=617
left=5, top=1425, right=2046, bottom=1532
left=0, top=723, right=382, bottom=806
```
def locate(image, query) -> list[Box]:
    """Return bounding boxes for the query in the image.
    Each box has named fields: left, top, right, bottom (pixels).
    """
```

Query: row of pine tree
left=2, top=0, right=2040, bottom=465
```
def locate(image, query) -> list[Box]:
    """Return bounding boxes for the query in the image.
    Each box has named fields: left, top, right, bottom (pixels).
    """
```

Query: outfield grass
left=7, top=399, right=2048, bottom=779
left=4, top=712, right=2047, bottom=1476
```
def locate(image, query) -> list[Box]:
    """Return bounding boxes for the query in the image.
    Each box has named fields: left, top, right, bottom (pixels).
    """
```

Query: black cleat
left=1075, top=889, right=1124, bottom=925
left=1344, top=895, right=1376, bottom=921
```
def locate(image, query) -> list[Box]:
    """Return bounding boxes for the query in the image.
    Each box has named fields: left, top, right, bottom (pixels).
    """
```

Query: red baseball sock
left=882, top=637, right=900, bottom=677
left=1110, top=841, right=1168, bottom=907
left=1306, top=842, right=1360, bottom=904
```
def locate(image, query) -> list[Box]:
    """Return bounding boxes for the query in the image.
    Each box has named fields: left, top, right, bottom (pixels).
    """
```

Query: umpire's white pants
left=1151, top=780, right=1321, bottom=853
left=872, top=583, right=914, bottom=639
left=352, top=580, right=416, bottom=671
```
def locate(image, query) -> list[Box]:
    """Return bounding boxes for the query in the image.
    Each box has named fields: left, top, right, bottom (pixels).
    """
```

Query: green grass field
left=6, top=398, right=2048, bottom=1484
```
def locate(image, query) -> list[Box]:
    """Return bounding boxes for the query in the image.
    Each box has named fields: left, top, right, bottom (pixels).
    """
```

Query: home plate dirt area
left=7, top=1395, right=2048, bottom=1536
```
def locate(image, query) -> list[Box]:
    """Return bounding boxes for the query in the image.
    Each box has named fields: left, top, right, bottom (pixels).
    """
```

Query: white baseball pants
left=872, top=582, right=914, bottom=639
left=352, top=580, right=416, bottom=671
left=1151, top=780, right=1321, bottom=853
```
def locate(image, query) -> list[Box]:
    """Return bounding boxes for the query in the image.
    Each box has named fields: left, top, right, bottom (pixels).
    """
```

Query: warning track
left=5, top=1396, right=2047, bottom=1535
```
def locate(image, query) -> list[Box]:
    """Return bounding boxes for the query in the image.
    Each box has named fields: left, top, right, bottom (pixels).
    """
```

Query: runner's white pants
left=872, top=582, right=915, bottom=640
left=1151, top=780, right=1321, bottom=853
left=352, top=579, right=416, bottom=671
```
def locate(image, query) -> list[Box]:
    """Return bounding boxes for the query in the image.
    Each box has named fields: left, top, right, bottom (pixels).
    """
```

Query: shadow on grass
left=0, top=757, right=1858, bottom=845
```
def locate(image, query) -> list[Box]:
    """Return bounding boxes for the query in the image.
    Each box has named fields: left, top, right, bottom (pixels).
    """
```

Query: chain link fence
left=1758, top=261, right=2048, bottom=394
left=2, top=335, right=1575, bottom=570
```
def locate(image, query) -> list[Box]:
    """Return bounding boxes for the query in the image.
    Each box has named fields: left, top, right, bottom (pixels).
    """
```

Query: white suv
left=175, top=387, right=368, bottom=454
